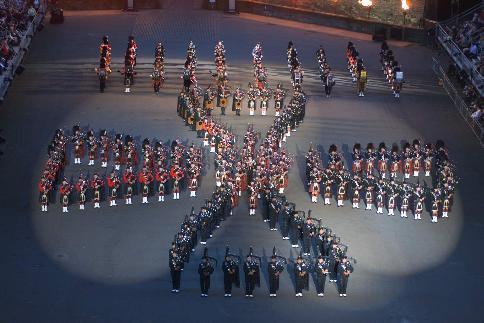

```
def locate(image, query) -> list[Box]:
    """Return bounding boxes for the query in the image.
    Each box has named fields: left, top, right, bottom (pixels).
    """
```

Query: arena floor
left=0, top=3, right=483, bottom=323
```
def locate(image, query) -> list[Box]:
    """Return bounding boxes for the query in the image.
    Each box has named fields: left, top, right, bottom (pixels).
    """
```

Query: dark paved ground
left=0, top=5, right=483, bottom=323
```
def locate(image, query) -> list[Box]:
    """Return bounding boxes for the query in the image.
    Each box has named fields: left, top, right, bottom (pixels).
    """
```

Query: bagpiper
left=189, top=175, right=198, bottom=197
left=377, top=142, right=388, bottom=179
left=232, top=87, right=245, bottom=116
left=123, top=167, right=136, bottom=205
left=139, top=167, right=154, bottom=204
left=155, top=166, right=169, bottom=202
left=76, top=175, right=88, bottom=210
left=86, top=130, right=97, bottom=166
left=91, top=173, right=104, bottom=209
left=390, top=144, right=400, bottom=178
left=59, top=178, right=72, bottom=213
left=99, top=129, right=110, bottom=168
left=107, top=170, right=120, bottom=207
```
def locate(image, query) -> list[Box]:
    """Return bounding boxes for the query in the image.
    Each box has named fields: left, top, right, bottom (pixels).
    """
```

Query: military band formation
left=169, top=44, right=357, bottom=298
left=93, top=35, right=406, bottom=99
left=38, top=126, right=204, bottom=212
left=306, top=140, right=456, bottom=223
left=38, top=33, right=455, bottom=301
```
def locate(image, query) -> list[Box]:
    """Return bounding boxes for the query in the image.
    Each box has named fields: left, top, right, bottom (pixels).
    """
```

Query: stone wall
left=58, top=0, right=160, bottom=10
left=243, top=0, right=425, bottom=28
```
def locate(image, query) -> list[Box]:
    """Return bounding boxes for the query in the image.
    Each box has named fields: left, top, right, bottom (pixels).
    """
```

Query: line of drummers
left=305, top=140, right=457, bottom=223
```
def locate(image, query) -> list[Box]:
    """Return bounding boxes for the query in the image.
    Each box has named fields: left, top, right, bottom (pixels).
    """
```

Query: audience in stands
left=447, top=10, right=484, bottom=76
left=0, top=0, right=37, bottom=75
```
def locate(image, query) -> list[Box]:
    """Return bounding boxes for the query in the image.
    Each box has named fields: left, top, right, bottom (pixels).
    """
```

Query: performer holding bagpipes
left=76, top=175, right=88, bottom=210
left=123, top=167, right=136, bottom=205
left=198, top=248, right=215, bottom=297
left=337, top=255, right=354, bottom=297
left=315, top=254, right=330, bottom=297
left=294, top=253, right=310, bottom=297
left=91, top=173, right=104, bottom=209
left=268, top=247, right=285, bottom=297
left=59, top=178, right=72, bottom=213
left=107, top=170, right=120, bottom=207
left=222, top=247, right=240, bottom=297
left=243, top=248, right=261, bottom=298
left=139, top=167, right=154, bottom=204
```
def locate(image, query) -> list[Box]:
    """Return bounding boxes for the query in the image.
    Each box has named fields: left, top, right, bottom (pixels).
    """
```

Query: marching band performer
left=273, top=83, right=286, bottom=117
left=99, top=130, right=110, bottom=168
left=413, top=139, right=422, bottom=177
left=323, top=171, right=333, bottom=205
left=59, top=178, right=72, bottom=213
left=198, top=256, right=214, bottom=297
left=310, top=179, right=320, bottom=203
left=171, top=165, right=184, bottom=200
left=365, top=143, right=375, bottom=177
left=232, top=87, right=245, bottom=116
left=413, top=184, right=424, bottom=220
left=365, top=183, right=374, bottom=211
left=222, top=253, right=240, bottom=297
left=352, top=143, right=363, bottom=175
left=169, top=249, right=183, bottom=293
left=302, top=217, right=316, bottom=255
left=424, top=143, right=433, bottom=177
left=259, top=87, right=271, bottom=116
left=107, top=171, right=120, bottom=207
left=247, top=82, right=258, bottom=116
left=249, top=191, right=257, bottom=215
left=76, top=175, right=88, bottom=210
left=375, top=178, right=385, bottom=214
left=123, top=167, right=136, bottom=205
left=139, top=167, right=154, bottom=204
left=357, top=67, right=367, bottom=97
left=189, top=175, right=198, bottom=197
left=403, top=142, right=412, bottom=179
left=377, top=142, right=388, bottom=179
left=336, top=171, right=346, bottom=207
left=387, top=180, right=397, bottom=216
left=351, top=175, right=362, bottom=209
left=390, top=144, right=401, bottom=178
left=156, top=167, right=169, bottom=202
left=38, top=177, right=52, bottom=212
left=113, top=134, right=123, bottom=171
left=400, top=184, right=410, bottom=218
left=72, top=124, right=84, bottom=165
left=268, top=254, right=284, bottom=297
left=315, top=255, right=330, bottom=297
left=86, top=130, right=97, bottom=166
left=91, top=173, right=104, bottom=209
left=243, top=253, right=260, bottom=297
left=337, top=256, right=354, bottom=297
left=294, top=255, right=309, bottom=297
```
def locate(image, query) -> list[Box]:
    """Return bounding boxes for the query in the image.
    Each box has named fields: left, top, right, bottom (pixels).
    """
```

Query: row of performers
left=39, top=165, right=200, bottom=213
left=380, top=41, right=404, bottom=98
left=177, top=84, right=288, bottom=131
left=287, top=41, right=304, bottom=89
left=170, top=244, right=354, bottom=298
left=69, top=126, right=202, bottom=174
left=262, top=190, right=348, bottom=254
left=307, top=154, right=456, bottom=223
left=317, top=46, right=336, bottom=98
left=312, top=140, right=456, bottom=183
left=346, top=42, right=368, bottom=97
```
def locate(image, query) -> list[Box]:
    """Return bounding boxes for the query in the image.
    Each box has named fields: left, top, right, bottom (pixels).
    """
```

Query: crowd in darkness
left=446, top=10, right=484, bottom=76
left=0, top=0, right=39, bottom=74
